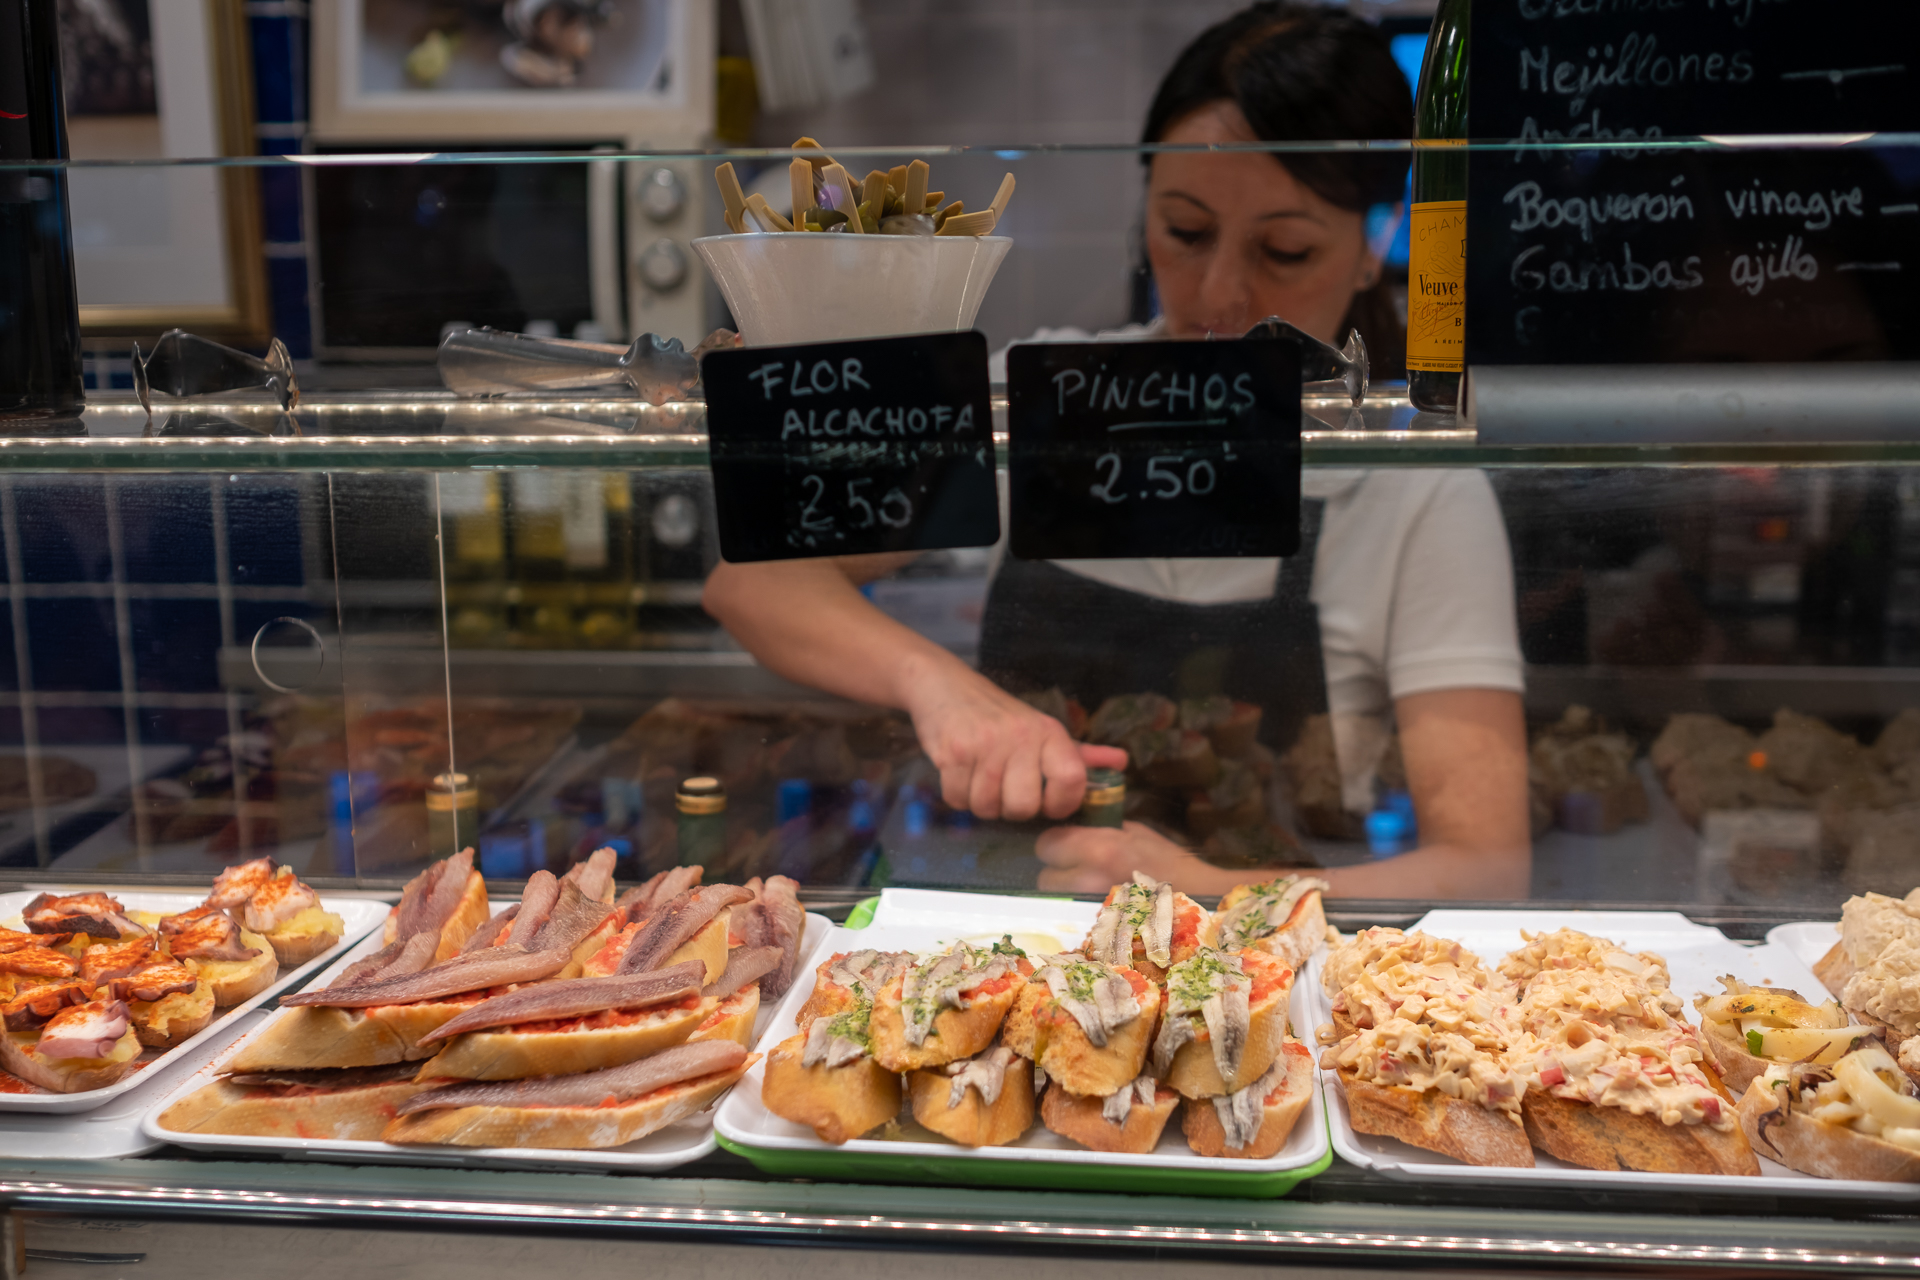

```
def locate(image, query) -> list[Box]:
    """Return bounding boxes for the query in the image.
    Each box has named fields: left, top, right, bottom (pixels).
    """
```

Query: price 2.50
left=1088, top=447, right=1233, bottom=505
left=796, top=473, right=915, bottom=537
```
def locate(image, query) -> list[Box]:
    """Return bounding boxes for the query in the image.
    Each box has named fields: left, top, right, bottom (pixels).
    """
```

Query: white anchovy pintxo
left=1038, top=958, right=1140, bottom=1047
left=1088, top=872, right=1174, bottom=968
left=1212, top=1058, right=1286, bottom=1148
left=943, top=1044, right=1018, bottom=1108
left=1101, top=1075, right=1159, bottom=1125
left=802, top=994, right=875, bottom=1069
left=1215, top=876, right=1329, bottom=949
left=826, top=949, right=910, bottom=999
left=900, top=941, right=1023, bottom=1047
left=1152, top=949, right=1249, bottom=1081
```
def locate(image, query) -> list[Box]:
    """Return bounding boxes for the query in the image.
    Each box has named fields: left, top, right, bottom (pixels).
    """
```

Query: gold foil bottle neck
left=677, top=775, right=727, bottom=815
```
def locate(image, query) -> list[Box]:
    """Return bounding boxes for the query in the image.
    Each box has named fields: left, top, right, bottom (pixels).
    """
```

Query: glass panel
left=0, top=472, right=348, bottom=878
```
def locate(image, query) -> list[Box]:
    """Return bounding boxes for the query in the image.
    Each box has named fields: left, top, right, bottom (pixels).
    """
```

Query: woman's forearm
left=701, top=556, right=971, bottom=711
left=1319, top=842, right=1529, bottom=900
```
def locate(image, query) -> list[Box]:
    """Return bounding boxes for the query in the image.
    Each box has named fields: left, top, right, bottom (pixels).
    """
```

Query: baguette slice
left=689, top=984, right=760, bottom=1049
left=1203, top=881, right=1327, bottom=972
left=1182, top=1040, right=1314, bottom=1159
left=186, top=927, right=279, bottom=1006
left=908, top=1053, right=1033, bottom=1147
left=761, top=1029, right=901, bottom=1145
left=1737, top=1075, right=1920, bottom=1182
left=413, top=995, right=712, bottom=1081
left=1337, top=1069, right=1534, bottom=1167
left=1040, top=1079, right=1180, bottom=1154
left=226, top=997, right=483, bottom=1071
left=869, top=963, right=1026, bottom=1073
left=259, top=906, right=346, bottom=967
left=1001, top=966, right=1159, bottom=1098
left=1521, top=1090, right=1759, bottom=1175
left=581, top=913, right=729, bottom=985
left=130, top=981, right=215, bottom=1049
left=382, top=869, right=491, bottom=963
left=1164, top=950, right=1291, bottom=1098
left=382, top=1054, right=755, bottom=1149
left=0, top=1024, right=141, bottom=1093
left=156, top=1076, right=427, bottom=1141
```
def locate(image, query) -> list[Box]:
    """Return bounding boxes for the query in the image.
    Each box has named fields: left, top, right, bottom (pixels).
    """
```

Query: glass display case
left=1, top=136, right=1918, bottom=1276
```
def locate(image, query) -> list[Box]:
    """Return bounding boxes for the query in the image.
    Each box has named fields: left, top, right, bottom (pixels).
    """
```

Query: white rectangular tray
left=0, top=1011, right=268, bottom=1158
left=141, top=911, right=835, bottom=1171
left=0, top=890, right=390, bottom=1113
left=1767, top=920, right=1841, bottom=981
left=1311, top=908, right=1920, bottom=1200
left=713, top=892, right=1331, bottom=1181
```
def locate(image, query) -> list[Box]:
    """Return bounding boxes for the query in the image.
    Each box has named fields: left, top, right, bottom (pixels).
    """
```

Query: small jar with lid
left=676, top=776, right=728, bottom=868
left=426, top=771, right=480, bottom=857
left=1079, top=767, right=1126, bottom=829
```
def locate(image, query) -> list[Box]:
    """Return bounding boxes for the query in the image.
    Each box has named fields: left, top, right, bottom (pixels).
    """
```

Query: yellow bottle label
left=1406, top=200, right=1467, bottom=373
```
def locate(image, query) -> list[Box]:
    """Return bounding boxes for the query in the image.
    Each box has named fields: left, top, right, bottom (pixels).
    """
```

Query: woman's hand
left=1035, top=821, right=1257, bottom=896
left=899, top=654, right=1125, bottom=821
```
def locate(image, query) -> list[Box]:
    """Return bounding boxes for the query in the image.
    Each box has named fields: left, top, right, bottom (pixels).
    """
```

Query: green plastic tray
left=730, top=893, right=1333, bottom=1198
left=717, top=1112, right=1333, bottom=1199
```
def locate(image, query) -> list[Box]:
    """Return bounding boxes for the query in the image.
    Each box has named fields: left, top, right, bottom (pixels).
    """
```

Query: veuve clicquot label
left=1406, top=200, right=1467, bottom=374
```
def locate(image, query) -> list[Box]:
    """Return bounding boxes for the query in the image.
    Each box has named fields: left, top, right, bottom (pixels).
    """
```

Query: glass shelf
left=7, top=394, right=1920, bottom=472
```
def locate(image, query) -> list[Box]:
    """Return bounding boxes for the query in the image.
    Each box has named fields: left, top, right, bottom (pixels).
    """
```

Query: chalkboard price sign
left=1006, top=340, right=1302, bottom=561
left=703, top=332, right=1000, bottom=563
left=1467, top=0, right=1920, bottom=366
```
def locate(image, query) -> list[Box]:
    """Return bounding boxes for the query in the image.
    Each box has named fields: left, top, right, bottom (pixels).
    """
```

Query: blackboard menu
left=1467, top=0, right=1920, bottom=366
left=703, top=332, right=999, bottom=563
left=1006, top=339, right=1302, bottom=560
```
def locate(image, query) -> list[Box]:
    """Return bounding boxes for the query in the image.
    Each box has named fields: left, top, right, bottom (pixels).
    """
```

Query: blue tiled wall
left=248, top=1, right=312, bottom=359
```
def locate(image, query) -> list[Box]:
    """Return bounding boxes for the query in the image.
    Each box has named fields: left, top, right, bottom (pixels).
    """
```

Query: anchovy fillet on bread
left=1039, top=1076, right=1181, bottom=1155
left=1001, top=955, right=1160, bottom=1098
left=908, top=1044, right=1033, bottom=1147
left=410, top=961, right=710, bottom=1081
left=1204, top=876, right=1329, bottom=971
left=869, top=940, right=1030, bottom=1072
left=1154, top=947, right=1289, bottom=1097
left=384, top=1039, right=755, bottom=1150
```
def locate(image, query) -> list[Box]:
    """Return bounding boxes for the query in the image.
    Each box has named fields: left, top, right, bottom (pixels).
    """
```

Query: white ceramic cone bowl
left=693, top=233, right=1012, bottom=347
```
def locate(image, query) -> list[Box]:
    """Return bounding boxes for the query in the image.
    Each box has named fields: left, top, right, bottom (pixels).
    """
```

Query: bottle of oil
left=508, top=472, right=573, bottom=647
left=676, top=776, right=727, bottom=869
left=1406, top=0, right=1470, bottom=414
left=0, top=0, right=84, bottom=422
left=439, top=473, right=507, bottom=646
left=568, top=472, right=634, bottom=648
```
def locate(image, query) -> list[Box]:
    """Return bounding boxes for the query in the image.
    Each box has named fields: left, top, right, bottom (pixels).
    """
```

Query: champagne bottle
left=0, top=0, right=84, bottom=421
left=1407, top=0, right=1470, bottom=414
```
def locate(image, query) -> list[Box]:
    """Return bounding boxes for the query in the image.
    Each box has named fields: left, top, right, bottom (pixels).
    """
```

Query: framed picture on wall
left=58, top=0, right=269, bottom=344
left=312, top=0, right=712, bottom=145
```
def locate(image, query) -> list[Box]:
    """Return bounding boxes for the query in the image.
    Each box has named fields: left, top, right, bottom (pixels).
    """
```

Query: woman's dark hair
left=1138, top=3, right=1413, bottom=372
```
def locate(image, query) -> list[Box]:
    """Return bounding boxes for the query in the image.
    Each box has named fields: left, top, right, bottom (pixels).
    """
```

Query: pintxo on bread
left=1319, top=925, right=1760, bottom=1175
left=1717, top=887, right=1920, bottom=1182
left=158, top=856, right=804, bottom=1152
left=0, top=860, right=344, bottom=1094
left=760, top=872, right=1326, bottom=1162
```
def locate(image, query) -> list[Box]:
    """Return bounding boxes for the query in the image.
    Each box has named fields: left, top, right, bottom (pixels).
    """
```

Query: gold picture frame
left=66, top=0, right=268, bottom=346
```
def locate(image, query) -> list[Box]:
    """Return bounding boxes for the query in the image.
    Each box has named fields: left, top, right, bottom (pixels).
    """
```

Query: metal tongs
left=132, top=330, right=299, bottom=413
left=436, top=327, right=741, bottom=405
left=1242, top=316, right=1368, bottom=407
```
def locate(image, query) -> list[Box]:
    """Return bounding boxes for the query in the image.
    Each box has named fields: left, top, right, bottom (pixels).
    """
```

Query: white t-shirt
left=988, top=324, right=1525, bottom=728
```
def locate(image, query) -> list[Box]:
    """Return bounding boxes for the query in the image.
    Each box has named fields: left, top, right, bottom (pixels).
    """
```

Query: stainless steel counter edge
left=2, top=1160, right=1916, bottom=1271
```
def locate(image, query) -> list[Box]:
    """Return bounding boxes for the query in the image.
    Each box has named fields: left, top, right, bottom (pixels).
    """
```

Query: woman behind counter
left=705, top=3, right=1531, bottom=900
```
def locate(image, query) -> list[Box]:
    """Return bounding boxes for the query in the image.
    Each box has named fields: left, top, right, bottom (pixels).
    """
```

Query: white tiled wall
left=750, top=0, right=1252, bottom=349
